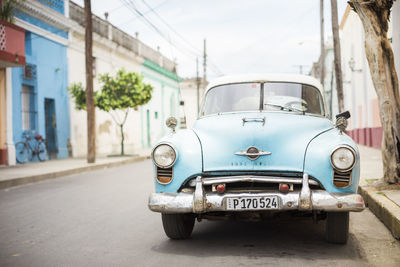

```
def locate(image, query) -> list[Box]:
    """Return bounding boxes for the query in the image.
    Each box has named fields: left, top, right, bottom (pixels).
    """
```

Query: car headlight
left=330, top=146, right=356, bottom=172
left=152, top=144, right=177, bottom=168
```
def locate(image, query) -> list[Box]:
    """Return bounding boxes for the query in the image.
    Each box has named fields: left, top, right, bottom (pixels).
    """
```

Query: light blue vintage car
left=148, top=74, right=365, bottom=244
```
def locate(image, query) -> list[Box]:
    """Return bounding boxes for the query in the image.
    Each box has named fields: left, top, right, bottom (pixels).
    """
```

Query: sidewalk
left=0, top=148, right=151, bottom=190
left=358, top=145, right=400, bottom=239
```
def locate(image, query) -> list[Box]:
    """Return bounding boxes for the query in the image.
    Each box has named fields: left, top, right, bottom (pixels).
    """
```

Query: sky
left=71, top=0, right=347, bottom=79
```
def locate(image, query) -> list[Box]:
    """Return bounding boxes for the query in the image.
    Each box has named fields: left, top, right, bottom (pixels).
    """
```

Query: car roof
left=205, top=73, right=323, bottom=94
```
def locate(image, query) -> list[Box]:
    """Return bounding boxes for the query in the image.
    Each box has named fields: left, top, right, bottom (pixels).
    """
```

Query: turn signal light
left=157, top=176, right=172, bottom=184
left=279, top=183, right=289, bottom=194
left=216, top=184, right=226, bottom=194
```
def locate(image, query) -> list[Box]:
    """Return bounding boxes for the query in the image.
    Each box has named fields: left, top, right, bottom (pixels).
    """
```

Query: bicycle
left=15, top=133, right=48, bottom=163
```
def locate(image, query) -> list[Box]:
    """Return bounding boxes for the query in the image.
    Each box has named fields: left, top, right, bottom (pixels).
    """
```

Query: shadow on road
left=151, top=217, right=365, bottom=262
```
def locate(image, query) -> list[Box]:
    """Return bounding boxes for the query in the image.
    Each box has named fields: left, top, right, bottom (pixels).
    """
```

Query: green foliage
left=68, top=82, right=90, bottom=110
left=96, top=69, right=153, bottom=112
left=68, top=69, right=153, bottom=112
left=68, top=69, right=154, bottom=155
left=0, top=0, right=20, bottom=23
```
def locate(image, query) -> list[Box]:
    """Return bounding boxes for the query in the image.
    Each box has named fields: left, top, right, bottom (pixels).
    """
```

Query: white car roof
left=205, top=73, right=323, bottom=93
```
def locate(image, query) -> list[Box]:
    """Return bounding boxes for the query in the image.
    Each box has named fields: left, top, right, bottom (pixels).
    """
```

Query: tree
left=68, top=69, right=153, bottom=156
left=349, top=0, right=400, bottom=183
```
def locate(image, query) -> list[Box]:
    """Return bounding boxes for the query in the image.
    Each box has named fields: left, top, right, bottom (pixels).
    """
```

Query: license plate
left=226, top=196, right=279, bottom=210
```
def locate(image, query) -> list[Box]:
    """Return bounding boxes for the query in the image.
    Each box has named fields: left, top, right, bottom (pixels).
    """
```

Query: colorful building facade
left=68, top=2, right=181, bottom=156
left=10, top=0, right=71, bottom=162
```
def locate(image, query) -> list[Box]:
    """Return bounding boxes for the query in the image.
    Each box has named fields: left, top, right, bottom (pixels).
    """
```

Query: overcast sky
left=71, top=0, right=347, bottom=79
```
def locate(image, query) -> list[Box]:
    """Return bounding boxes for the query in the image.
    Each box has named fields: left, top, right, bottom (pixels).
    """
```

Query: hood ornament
left=235, top=146, right=271, bottom=160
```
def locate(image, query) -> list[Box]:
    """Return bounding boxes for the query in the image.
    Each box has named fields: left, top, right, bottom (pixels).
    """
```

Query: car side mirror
left=335, top=111, right=351, bottom=134
left=166, top=117, right=178, bottom=133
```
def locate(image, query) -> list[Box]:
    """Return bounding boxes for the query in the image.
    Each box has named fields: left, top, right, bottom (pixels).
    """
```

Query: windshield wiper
left=264, top=103, right=305, bottom=114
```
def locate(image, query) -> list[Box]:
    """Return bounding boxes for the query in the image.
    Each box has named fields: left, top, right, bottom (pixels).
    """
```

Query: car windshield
left=201, top=82, right=324, bottom=116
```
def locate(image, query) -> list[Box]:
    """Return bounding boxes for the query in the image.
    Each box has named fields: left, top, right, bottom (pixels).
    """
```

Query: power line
left=120, top=0, right=223, bottom=76
left=114, top=0, right=169, bottom=27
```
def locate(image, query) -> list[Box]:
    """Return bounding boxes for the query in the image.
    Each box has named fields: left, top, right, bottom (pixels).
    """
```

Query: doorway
left=146, top=109, right=151, bottom=147
left=44, top=98, right=57, bottom=159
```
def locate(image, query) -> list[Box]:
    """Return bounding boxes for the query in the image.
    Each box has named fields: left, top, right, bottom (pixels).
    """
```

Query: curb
left=0, top=155, right=149, bottom=190
left=359, top=185, right=400, bottom=239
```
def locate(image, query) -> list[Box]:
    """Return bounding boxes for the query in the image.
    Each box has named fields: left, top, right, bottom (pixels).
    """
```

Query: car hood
left=192, top=112, right=334, bottom=173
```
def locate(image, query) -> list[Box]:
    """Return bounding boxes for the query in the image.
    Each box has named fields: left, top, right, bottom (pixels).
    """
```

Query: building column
left=6, top=68, right=16, bottom=165
left=0, top=69, right=7, bottom=164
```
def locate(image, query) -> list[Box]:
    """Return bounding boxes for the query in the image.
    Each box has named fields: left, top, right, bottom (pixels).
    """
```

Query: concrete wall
left=338, top=4, right=400, bottom=149
left=179, top=78, right=207, bottom=129
left=68, top=32, right=181, bottom=156
left=68, top=30, right=143, bottom=157
left=140, top=60, right=181, bottom=148
left=392, top=1, right=400, bottom=85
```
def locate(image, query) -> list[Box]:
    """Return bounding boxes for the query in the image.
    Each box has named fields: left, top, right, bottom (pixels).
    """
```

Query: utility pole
left=196, top=57, right=200, bottom=113
left=84, top=0, right=95, bottom=163
left=294, top=64, right=307, bottom=74
left=203, top=39, right=207, bottom=86
left=320, top=0, right=325, bottom=86
left=330, top=0, right=344, bottom=113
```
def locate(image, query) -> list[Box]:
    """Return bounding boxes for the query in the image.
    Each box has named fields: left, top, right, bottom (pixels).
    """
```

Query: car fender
left=304, top=128, right=360, bottom=193
left=153, top=129, right=202, bottom=193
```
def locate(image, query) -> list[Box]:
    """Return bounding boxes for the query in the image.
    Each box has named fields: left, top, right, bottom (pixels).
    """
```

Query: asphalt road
left=1, top=160, right=400, bottom=267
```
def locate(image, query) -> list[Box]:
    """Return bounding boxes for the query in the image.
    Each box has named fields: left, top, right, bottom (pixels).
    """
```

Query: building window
left=25, top=31, right=32, bottom=56
left=21, top=85, right=36, bottom=130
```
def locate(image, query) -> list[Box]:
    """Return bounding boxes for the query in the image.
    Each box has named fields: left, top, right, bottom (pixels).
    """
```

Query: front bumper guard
left=148, top=174, right=365, bottom=214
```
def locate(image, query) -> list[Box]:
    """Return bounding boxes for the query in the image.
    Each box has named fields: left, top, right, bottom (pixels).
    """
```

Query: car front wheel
left=325, top=212, right=349, bottom=244
left=161, top=213, right=195, bottom=240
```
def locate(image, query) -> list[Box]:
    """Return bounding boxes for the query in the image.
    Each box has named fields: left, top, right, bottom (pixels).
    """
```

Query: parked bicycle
left=15, top=132, right=48, bottom=163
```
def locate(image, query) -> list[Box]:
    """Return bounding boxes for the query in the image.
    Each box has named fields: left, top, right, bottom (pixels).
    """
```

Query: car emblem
left=234, top=146, right=271, bottom=160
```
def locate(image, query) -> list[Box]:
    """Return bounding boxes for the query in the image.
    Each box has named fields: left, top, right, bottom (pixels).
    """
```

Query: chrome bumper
left=148, top=174, right=365, bottom=214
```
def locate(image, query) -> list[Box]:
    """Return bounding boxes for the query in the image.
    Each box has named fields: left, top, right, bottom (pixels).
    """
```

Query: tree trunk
left=120, top=124, right=124, bottom=156
left=84, top=0, right=95, bottom=163
left=350, top=0, right=400, bottom=183
left=331, top=0, right=345, bottom=113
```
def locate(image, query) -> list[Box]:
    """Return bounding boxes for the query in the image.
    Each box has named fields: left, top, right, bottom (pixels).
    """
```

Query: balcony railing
left=69, top=2, right=175, bottom=73
left=0, top=20, right=26, bottom=67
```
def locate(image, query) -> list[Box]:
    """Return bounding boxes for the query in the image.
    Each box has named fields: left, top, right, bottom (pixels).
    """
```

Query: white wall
left=140, top=67, right=181, bottom=148
left=392, top=1, right=400, bottom=85
left=68, top=30, right=144, bottom=157
left=340, top=7, right=378, bottom=130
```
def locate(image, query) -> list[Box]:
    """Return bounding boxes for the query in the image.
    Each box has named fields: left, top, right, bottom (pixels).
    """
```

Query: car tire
left=325, top=212, right=349, bottom=244
left=161, top=213, right=195, bottom=240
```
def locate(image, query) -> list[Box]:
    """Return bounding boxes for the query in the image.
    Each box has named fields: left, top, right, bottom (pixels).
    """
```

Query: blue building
left=11, top=0, right=70, bottom=161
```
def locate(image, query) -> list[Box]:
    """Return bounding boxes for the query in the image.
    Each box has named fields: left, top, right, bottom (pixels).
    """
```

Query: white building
left=179, top=78, right=208, bottom=129
left=339, top=3, right=400, bottom=148
left=68, top=2, right=181, bottom=157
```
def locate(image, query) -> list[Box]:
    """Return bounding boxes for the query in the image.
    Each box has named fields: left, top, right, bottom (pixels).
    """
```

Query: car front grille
left=156, top=167, right=173, bottom=184
left=333, top=170, right=351, bottom=188
left=179, top=172, right=324, bottom=193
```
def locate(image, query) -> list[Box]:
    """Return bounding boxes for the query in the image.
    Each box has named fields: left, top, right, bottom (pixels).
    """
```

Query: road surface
left=1, top=160, right=399, bottom=266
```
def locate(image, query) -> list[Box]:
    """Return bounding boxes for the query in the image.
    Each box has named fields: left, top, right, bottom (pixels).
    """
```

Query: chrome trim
left=299, top=173, right=312, bottom=210
left=235, top=146, right=271, bottom=160
left=242, top=117, right=266, bottom=126
left=151, top=142, right=178, bottom=169
left=148, top=173, right=365, bottom=214
left=193, top=176, right=205, bottom=213
left=330, top=145, right=357, bottom=173
left=201, top=175, right=320, bottom=186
